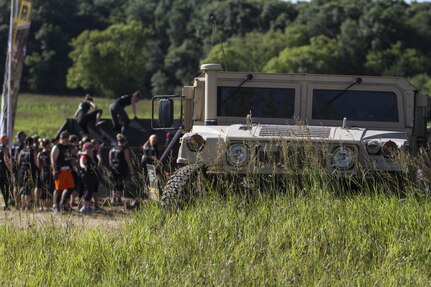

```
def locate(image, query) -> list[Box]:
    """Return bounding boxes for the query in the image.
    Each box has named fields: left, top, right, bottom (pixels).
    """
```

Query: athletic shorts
left=110, top=169, right=128, bottom=191
left=54, top=169, right=75, bottom=191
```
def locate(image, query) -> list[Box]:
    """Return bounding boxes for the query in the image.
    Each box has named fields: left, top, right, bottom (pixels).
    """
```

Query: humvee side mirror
left=159, top=98, right=174, bottom=128
left=151, top=95, right=182, bottom=130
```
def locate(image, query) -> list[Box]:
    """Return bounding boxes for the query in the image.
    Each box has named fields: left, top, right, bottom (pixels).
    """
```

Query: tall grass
left=0, top=191, right=431, bottom=285
left=2, top=94, right=431, bottom=285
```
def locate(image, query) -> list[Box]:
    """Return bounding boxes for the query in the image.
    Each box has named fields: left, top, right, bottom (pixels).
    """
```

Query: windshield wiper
left=326, top=77, right=362, bottom=105
left=222, top=74, right=253, bottom=105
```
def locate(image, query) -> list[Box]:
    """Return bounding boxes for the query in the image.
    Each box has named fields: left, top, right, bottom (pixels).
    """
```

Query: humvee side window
left=312, top=89, right=399, bottom=122
left=217, top=87, right=295, bottom=118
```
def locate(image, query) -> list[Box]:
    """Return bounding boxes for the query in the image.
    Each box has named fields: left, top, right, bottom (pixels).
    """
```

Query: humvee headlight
left=333, top=146, right=355, bottom=170
left=227, top=144, right=248, bottom=166
left=366, top=140, right=380, bottom=155
left=382, top=140, right=399, bottom=157
left=187, top=134, right=205, bottom=152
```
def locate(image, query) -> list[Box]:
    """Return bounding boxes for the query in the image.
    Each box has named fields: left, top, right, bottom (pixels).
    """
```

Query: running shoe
left=62, top=205, right=72, bottom=212
left=79, top=207, right=91, bottom=215
left=111, top=200, right=123, bottom=206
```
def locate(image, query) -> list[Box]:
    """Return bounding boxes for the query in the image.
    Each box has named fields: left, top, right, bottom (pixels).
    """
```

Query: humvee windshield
left=312, top=89, right=399, bottom=122
left=217, top=87, right=295, bottom=118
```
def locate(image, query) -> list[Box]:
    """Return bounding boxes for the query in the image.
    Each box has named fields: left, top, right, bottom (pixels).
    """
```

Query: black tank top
left=38, top=150, right=51, bottom=175
left=94, top=150, right=99, bottom=166
left=110, top=146, right=126, bottom=170
left=77, top=100, right=91, bottom=117
left=20, top=147, right=36, bottom=172
left=11, top=141, right=24, bottom=163
left=81, top=154, right=97, bottom=176
left=56, top=144, right=73, bottom=169
left=114, top=95, right=132, bottom=108
left=0, top=144, right=7, bottom=172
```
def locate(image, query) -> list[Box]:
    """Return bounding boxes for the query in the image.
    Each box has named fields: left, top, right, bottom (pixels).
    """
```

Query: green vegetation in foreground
left=6, top=94, right=431, bottom=285
left=14, top=94, right=153, bottom=138
left=0, top=190, right=431, bottom=286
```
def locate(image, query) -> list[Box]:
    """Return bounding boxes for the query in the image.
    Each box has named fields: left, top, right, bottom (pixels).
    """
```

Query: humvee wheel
left=161, top=164, right=203, bottom=209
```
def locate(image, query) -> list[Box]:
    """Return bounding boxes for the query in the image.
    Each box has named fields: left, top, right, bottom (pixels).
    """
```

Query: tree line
left=0, top=0, right=431, bottom=98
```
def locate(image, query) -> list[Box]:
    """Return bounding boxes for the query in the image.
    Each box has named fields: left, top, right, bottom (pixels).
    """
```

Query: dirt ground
left=0, top=204, right=134, bottom=230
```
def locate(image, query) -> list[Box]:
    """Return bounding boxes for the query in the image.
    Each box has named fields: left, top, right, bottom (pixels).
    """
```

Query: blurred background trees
left=0, top=0, right=430, bottom=97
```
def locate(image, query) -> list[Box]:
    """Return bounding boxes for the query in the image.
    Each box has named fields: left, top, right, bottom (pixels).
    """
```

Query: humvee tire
left=161, top=164, right=203, bottom=209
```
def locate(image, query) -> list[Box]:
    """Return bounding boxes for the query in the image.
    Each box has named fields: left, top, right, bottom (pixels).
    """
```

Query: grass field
left=1, top=190, right=431, bottom=285
left=14, top=93, right=153, bottom=139
left=1, top=94, right=431, bottom=285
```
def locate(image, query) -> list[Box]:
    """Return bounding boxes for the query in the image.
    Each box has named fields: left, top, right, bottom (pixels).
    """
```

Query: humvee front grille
left=254, top=144, right=326, bottom=170
left=259, top=126, right=331, bottom=139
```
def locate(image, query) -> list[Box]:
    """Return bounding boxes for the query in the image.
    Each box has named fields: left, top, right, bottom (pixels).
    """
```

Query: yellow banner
left=12, top=0, right=32, bottom=43
left=0, top=0, right=33, bottom=137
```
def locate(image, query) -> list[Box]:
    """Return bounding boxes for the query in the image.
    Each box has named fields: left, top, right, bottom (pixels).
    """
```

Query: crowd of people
left=0, top=91, right=165, bottom=214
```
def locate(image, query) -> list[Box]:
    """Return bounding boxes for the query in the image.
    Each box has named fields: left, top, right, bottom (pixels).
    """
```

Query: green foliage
left=202, top=39, right=252, bottom=72
left=405, top=4, right=431, bottom=53
left=150, top=70, right=170, bottom=96
left=1, top=0, right=431, bottom=95
left=264, top=35, right=339, bottom=74
left=359, top=0, right=410, bottom=51
left=295, top=0, right=365, bottom=38
left=124, top=0, right=157, bottom=25
left=67, top=22, right=153, bottom=98
left=336, top=19, right=368, bottom=74
left=20, top=0, right=124, bottom=94
left=365, top=42, right=427, bottom=77
left=164, top=39, right=202, bottom=86
left=201, top=25, right=309, bottom=72
left=410, top=74, right=431, bottom=96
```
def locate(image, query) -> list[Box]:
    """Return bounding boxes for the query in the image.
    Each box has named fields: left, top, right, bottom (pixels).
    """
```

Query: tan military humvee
left=154, top=64, right=428, bottom=207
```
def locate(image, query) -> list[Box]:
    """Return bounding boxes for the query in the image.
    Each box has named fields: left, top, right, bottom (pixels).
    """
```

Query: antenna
left=209, top=15, right=228, bottom=71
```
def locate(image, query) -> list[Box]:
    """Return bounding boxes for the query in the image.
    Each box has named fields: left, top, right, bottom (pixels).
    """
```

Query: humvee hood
left=190, top=124, right=408, bottom=147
